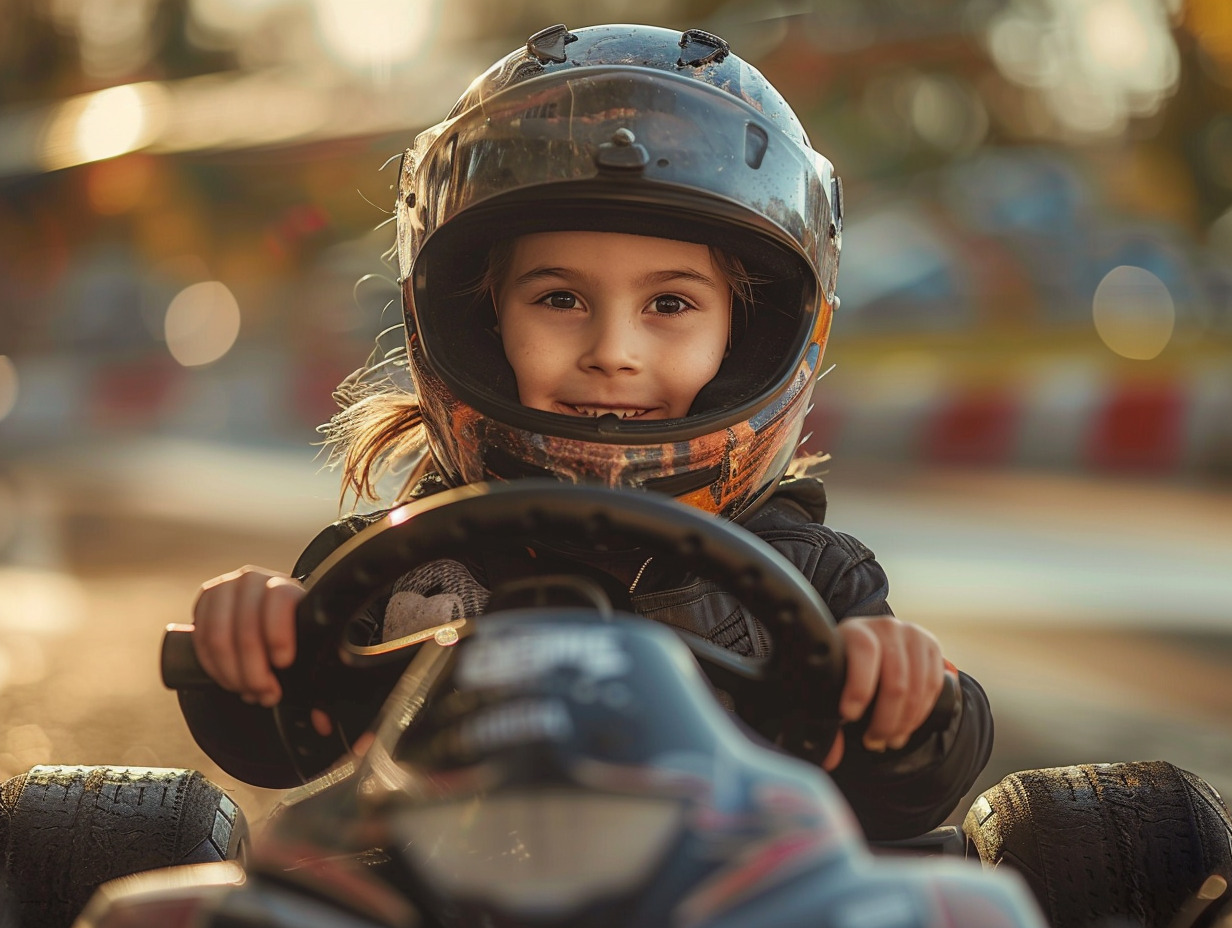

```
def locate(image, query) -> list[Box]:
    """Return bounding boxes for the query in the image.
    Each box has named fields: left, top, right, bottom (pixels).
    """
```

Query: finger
left=232, top=572, right=282, bottom=705
left=837, top=621, right=881, bottom=723
left=898, top=637, right=945, bottom=744
left=864, top=621, right=910, bottom=750
left=192, top=578, right=240, bottom=691
left=822, top=728, right=845, bottom=772
left=262, top=576, right=303, bottom=669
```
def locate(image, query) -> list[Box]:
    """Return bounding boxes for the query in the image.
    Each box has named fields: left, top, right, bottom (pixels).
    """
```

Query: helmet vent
left=526, top=24, right=577, bottom=64
left=678, top=29, right=730, bottom=68
left=641, top=463, right=723, bottom=498
left=744, top=123, right=769, bottom=170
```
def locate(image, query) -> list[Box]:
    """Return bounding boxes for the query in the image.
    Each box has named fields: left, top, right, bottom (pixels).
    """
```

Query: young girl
left=183, top=22, right=992, bottom=841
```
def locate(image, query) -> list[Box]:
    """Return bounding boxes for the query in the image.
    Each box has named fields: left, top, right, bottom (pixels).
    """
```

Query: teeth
left=570, top=405, right=647, bottom=419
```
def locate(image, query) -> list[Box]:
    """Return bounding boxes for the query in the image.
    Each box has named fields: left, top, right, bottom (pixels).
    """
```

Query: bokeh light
left=1092, top=265, right=1176, bottom=360
left=986, top=12, right=1063, bottom=89
left=188, top=0, right=286, bottom=36
left=985, top=0, right=1179, bottom=137
left=909, top=74, right=989, bottom=154
left=47, top=0, right=162, bottom=80
left=313, top=0, right=437, bottom=74
left=187, top=0, right=439, bottom=77
left=76, top=84, right=159, bottom=161
left=40, top=82, right=169, bottom=171
left=0, top=356, right=17, bottom=422
left=1084, top=0, right=1152, bottom=79
left=164, top=281, right=243, bottom=367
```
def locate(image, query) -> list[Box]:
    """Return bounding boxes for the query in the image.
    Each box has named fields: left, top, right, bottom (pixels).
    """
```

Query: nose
left=578, top=309, right=641, bottom=375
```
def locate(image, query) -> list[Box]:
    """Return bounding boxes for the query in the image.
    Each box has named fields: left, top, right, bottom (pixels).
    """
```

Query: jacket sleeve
left=828, top=667, right=994, bottom=841
left=763, top=522, right=994, bottom=841
left=177, top=512, right=388, bottom=789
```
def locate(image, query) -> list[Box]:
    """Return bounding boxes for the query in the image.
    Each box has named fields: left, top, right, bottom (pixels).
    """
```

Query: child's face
left=495, top=231, right=731, bottom=421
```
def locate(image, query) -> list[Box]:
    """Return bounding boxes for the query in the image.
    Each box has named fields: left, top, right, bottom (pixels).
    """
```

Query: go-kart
left=0, top=483, right=1227, bottom=928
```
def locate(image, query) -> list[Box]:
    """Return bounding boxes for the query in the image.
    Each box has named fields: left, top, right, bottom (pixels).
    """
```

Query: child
left=182, top=23, right=993, bottom=842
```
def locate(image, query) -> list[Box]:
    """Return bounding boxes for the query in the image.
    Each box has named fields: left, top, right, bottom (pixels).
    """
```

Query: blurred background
left=1, top=0, right=1230, bottom=829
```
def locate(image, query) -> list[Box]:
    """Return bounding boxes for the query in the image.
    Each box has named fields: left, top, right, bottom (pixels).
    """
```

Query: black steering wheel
left=165, top=481, right=849, bottom=779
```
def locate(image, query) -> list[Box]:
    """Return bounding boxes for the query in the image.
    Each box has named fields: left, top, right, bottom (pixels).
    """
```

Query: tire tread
left=964, top=761, right=1232, bottom=928
left=0, top=765, right=246, bottom=928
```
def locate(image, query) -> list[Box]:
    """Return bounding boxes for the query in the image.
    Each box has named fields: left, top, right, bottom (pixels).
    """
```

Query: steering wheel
left=165, top=481, right=849, bottom=780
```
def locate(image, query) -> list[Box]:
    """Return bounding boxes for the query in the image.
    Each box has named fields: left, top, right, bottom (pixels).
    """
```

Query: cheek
left=503, top=342, right=537, bottom=395
left=496, top=311, right=532, bottom=369
left=659, top=323, right=727, bottom=407
left=685, top=348, right=726, bottom=391
left=683, top=318, right=729, bottom=382
left=497, top=315, right=559, bottom=404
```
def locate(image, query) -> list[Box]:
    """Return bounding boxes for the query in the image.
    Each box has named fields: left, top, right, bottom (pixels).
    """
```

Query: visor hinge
left=596, top=127, right=649, bottom=173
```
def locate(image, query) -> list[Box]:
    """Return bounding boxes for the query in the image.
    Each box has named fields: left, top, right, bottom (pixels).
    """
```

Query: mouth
left=557, top=402, right=655, bottom=420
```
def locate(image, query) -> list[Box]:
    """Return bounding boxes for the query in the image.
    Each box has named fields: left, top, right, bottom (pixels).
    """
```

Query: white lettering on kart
left=457, top=698, right=574, bottom=754
left=457, top=628, right=632, bottom=690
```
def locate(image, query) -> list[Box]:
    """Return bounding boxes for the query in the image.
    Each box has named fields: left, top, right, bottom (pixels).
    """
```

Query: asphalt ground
left=1, top=439, right=1229, bottom=830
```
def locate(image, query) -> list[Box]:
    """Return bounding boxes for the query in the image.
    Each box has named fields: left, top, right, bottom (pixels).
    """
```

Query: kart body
left=73, top=609, right=1044, bottom=928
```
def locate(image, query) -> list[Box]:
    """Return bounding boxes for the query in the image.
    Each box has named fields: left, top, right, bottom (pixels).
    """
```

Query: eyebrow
left=508, top=266, right=722, bottom=290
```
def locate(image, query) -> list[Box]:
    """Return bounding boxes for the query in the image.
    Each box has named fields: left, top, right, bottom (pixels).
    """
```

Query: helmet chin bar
left=410, top=336, right=816, bottom=521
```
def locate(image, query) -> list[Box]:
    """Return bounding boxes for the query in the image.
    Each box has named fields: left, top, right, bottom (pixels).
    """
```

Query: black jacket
left=179, top=476, right=993, bottom=840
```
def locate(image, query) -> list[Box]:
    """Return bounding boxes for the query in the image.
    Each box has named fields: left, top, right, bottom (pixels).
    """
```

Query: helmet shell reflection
left=396, top=24, right=842, bottom=518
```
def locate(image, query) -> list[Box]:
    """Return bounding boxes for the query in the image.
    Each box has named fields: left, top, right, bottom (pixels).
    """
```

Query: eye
left=652, top=295, right=690, bottom=315
left=544, top=291, right=578, bottom=310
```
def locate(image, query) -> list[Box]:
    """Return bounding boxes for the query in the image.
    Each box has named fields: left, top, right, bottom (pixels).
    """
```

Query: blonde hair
left=321, top=242, right=757, bottom=509
left=318, top=345, right=427, bottom=508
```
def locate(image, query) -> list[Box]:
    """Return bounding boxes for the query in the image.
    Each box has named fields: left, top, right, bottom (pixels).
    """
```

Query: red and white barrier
left=4, top=349, right=1230, bottom=481
left=804, top=356, right=1232, bottom=478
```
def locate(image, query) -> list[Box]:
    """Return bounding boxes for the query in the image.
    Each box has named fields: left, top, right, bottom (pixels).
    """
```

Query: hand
left=822, top=615, right=945, bottom=771
left=191, top=565, right=305, bottom=708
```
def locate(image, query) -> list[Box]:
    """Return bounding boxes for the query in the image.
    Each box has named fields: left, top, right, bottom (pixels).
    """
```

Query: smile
left=562, top=403, right=652, bottom=420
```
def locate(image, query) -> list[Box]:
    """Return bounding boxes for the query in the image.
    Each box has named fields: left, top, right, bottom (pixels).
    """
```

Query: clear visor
left=397, top=70, right=834, bottom=445
left=397, top=66, right=836, bottom=283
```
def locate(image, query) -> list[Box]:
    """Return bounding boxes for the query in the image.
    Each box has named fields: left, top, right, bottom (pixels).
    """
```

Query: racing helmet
left=396, top=23, right=843, bottom=520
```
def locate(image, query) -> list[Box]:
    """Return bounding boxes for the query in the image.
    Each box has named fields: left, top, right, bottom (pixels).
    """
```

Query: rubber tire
left=0, top=765, right=248, bottom=928
left=963, top=761, right=1232, bottom=928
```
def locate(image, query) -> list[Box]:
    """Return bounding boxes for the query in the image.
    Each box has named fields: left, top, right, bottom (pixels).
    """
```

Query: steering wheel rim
left=275, top=481, right=847, bottom=777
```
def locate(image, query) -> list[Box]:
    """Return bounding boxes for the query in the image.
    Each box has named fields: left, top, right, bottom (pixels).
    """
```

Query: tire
left=0, top=765, right=248, bottom=928
left=963, top=761, right=1232, bottom=928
